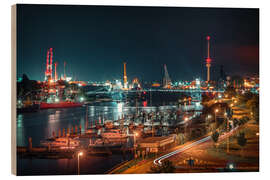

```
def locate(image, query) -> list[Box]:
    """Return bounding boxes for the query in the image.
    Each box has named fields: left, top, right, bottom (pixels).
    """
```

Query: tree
left=224, top=86, right=237, bottom=98
left=246, top=95, right=259, bottom=123
left=239, top=91, right=254, bottom=104
left=176, top=133, right=185, bottom=145
left=202, top=94, right=212, bottom=104
left=150, top=160, right=175, bottom=173
left=239, top=116, right=249, bottom=126
left=17, top=74, right=42, bottom=100
left=237, top=132, right=247, bottom=157
left=211, top=131, right=219, bottom=148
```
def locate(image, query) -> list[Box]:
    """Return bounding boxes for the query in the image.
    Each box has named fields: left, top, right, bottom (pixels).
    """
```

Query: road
left=153, top=127, right=239, bottom=166
left=153, top=136, right=211, bottom=165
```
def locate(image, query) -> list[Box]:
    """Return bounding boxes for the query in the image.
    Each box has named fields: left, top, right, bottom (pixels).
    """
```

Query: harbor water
left=17, top=91, right=201, bottom=175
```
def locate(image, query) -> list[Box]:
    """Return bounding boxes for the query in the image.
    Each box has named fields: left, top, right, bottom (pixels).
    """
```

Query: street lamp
left=184, top=117, right=191, bottom=136
left=80, top=97, right=84, bottom=102
left=134, top=132, right=138, bottom=144
left=77, top=151, right=83, bottom=175
left=224, top=112, right=230, bottom=153
left=215, top=109, right=219, bottom=128
left=134, top=132, right=138, bottom=158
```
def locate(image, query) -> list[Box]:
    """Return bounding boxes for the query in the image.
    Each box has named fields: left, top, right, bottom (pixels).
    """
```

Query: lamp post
left=77, top=151, right=83, bottom=175
left=184, top=117, right=189, bottom=136
left=206, top=114, right=212, bottom=132
left=224, top=112, right=229, bottom=153
left=215, top=109, right=219, bottom=129
left=134, top=132, right=138, bottom=158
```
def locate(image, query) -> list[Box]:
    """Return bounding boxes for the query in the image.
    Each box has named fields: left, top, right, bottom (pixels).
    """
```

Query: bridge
left=85, top=88, right=224, bottom=95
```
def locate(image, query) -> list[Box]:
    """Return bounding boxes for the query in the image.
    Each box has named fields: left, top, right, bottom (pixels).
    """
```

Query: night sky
left=17, top=4, right=259, bottom=82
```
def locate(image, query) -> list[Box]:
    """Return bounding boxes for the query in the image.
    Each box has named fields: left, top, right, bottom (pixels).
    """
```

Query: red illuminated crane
left=54, top=62, right=58, bottom=82
left=44, top=48, right=53, bottom=81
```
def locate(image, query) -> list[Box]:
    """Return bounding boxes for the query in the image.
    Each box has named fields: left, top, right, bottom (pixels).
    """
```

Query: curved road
left=153, top=127, right=238, bottom=166
left=153, top=136, right=211, bottom=165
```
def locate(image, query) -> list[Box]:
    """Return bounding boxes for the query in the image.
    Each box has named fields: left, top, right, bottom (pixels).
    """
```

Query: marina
left=17, top=91, right=203, bottom=175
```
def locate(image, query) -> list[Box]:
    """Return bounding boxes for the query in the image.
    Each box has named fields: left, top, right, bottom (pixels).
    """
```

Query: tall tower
left=123, top=62, right=128, bottom=89
left=64, top=61, right=66, bottom=80
left=205, top=36, right=212, bottom=83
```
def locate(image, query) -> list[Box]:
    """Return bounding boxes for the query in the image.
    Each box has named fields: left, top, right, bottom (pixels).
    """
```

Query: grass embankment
left=108, top=154, right=157, bottom=174
left=207, top=120, right=259, bottom=166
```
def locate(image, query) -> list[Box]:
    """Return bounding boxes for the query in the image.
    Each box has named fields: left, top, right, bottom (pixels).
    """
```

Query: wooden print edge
left=11, top=4, right=17, bottom=175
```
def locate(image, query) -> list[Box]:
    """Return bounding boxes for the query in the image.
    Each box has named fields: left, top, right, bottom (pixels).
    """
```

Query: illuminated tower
left=64, top=61, right=66, bottom=80
left=54, top=62, right=58, bottom=82
left=44, top=48, right=53, bottom=81
left=206, top=36, right=212, bottom=83
left=123, top=62, right=128, bottom=89
left=49, top=48, right=53, bottom=80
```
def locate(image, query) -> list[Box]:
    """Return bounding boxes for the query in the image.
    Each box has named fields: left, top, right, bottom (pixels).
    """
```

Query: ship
left=101, top=129, right=128, bottom=140
left=41, top=137, right=80, bottom=149
left=88, top=138, right=122, bottom=148
left=40, top=101, right=83, bottom=109
left=85, top=128, right=97, bottom=134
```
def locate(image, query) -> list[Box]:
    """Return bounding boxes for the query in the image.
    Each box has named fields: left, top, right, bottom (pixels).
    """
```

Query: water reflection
left=17, top=92, right=202, bottom=147
left=17, top=114, right=25, bottom=146
left=46, top=110, right=61, bottom=139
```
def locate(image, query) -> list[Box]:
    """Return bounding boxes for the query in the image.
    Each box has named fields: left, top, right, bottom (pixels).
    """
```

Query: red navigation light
left=143, top=91, right=146, bottom=95
left=143, top=101, right=147, bottom=107
left=206, top=36, right=210, bottom=40
left=206, top=58, right=211, bottom=64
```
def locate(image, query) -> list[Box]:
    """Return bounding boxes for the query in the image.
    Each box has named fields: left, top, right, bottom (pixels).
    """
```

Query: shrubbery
left=150, top=160, right=175, bottom=173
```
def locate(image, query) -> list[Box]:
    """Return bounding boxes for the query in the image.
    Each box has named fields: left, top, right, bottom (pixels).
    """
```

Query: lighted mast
left=123, top=62, right=128, bottom=89
left=54, top=62, right=58, bottom=82
left=44, top=48, right=53, bottom=81
left=206, top=36, right=212, bottom=83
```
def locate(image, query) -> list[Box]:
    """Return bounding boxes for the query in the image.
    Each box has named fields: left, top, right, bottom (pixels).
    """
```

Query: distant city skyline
left=17, top=5, right=259, bottom=82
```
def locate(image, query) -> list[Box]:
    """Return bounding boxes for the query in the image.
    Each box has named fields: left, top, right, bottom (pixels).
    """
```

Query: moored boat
left=101, top=129, right=127, bottom=139
left=41, top=137, right=80, bottom=149
left=88, top=138, right=123, bottom=148
left=85, top=128, right=97, bottom=134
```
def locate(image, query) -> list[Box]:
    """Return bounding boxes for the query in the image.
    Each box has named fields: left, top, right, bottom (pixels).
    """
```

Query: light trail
left=153, top=127, right=239, bottom=166
left=153, top=136, right=211, bottom=165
